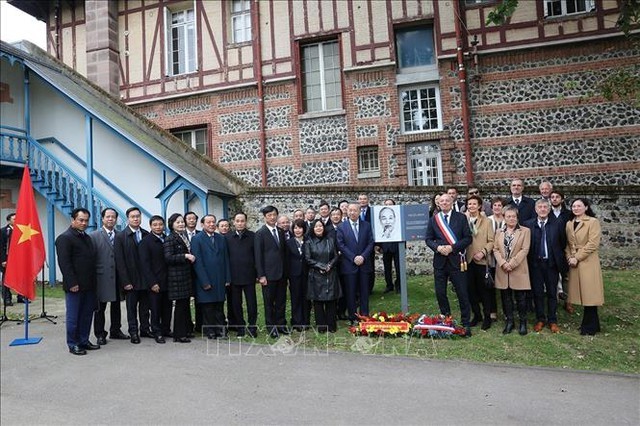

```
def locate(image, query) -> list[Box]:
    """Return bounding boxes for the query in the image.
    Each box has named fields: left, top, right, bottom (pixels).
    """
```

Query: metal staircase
left=1, top=129, right=124, bottom=228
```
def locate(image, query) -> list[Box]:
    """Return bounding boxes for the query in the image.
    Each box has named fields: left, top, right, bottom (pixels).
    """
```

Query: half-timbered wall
left=41, top=0, right=638, bottom=189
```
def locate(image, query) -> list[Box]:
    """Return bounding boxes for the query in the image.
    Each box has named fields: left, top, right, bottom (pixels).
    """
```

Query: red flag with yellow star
left=4, top=166, right=45, bottom=300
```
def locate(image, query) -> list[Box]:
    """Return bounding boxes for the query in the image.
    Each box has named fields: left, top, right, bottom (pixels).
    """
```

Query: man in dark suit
left=184, top=211, right=202, bottom=334
left=1, top=212, right=17, bottom=306
left=254, top=205, right=288, bottom=338
left=114, top=207, right=151, bottom=344
left=550, top=190, right=571, bottom=225
left=525, top=199, right=568, bottom=333
left=139, top=215, right=171, bottom=344
left=89, top=208, right=128, bottom=345
left=55, top=208, right=99, bottom=355
left=357, top=193, right=376, bottom=294
left=277, top=215, right=292, bottom=240
left=506, top=179, right=536, bottom=224
left=447, top=187, right=466, bottom=213
left=192, top=214, right=231, bottom=339
left=425, top=194, right=473, bottom=336
left=337, top=202, right=375, bottom=326
left=318, top=200, right=332, bottom=229
left=226, top=212, right=258, bottom=338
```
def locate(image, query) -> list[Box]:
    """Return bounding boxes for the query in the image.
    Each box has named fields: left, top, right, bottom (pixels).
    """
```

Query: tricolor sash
left=434, top=212, right=458, bottom=245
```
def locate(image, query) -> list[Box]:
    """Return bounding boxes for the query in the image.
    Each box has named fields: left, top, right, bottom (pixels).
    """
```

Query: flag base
left=10, top=337, right=42, bottom=346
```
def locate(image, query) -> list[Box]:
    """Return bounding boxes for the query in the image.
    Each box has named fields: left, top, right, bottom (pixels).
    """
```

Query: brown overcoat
left=493, top=226, right=531, bottom=290
left=466, top=215, right=494, bottom=266
left=565, top=216, right=604, bottom=306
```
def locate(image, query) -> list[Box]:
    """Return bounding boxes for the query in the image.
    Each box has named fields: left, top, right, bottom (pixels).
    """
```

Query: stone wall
left=232, top=187, right=640, bottom=272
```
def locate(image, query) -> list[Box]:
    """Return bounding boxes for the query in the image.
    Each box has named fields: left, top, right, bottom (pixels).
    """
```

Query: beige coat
left=466, top=215, right=494, bottom=266
left=493, top=226, right=531, bottom=290
left=565, top=216, right=604, bottom=306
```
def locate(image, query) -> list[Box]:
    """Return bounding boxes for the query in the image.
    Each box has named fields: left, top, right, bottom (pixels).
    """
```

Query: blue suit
left=191, top=231, right=231, bottom=337
left=425, top=210, right=472, bottom=327
left=336, top=219, right=375, bottom=321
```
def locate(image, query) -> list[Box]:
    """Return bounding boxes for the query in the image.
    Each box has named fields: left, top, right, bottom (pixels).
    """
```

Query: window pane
left=396, top=27, right=435, bottom=69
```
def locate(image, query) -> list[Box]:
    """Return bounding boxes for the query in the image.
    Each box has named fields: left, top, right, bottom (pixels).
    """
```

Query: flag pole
left=10, top=293, right=42, bottom=346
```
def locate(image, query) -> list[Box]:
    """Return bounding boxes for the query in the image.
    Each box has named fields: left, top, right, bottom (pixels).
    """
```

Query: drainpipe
left=454, top=0, right=474, bottom=185
left=251, top=0, right=267, bottom=187
left=55, top=0, right=62, bottom=60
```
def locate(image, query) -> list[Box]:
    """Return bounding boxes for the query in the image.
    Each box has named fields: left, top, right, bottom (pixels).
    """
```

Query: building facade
left=10, top=0, right=638, bottom=189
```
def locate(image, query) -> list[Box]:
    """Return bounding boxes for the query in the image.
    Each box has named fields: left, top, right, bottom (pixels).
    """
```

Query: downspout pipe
left=453, top=0, right=475, bottom=185
left=252, top=0, right=267, bottom=187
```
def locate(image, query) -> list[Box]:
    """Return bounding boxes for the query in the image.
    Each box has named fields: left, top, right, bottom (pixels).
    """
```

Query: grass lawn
left=42, top=270, right=639, bottom=374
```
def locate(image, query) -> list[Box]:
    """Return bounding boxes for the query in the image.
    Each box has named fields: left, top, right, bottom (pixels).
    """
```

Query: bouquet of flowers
left=412, top=314, right=467, bottom=338
left=348, top=312, right=420, bottom=337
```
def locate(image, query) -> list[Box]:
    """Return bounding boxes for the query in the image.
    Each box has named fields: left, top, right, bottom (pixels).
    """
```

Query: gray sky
left=1, top=1, right=46, bottom=49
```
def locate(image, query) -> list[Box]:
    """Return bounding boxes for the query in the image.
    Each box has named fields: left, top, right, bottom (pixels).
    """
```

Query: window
left=166, top=8, right=196, bottom=76
left=357, top=147, right=379, bottom=177
left=395, top=26, right=435, bottom=71
left=407, top=143, right=442, bottom=186
left=173, top=128, right=207, bottom=155
left=464, top=0, right=496, bottom=5
left=301, top=40, right=342, bottom=112
left=231, top=0, right=252, bottom=43
left=545, top=0, right=595, bottom=17
left=399, top=85, right=442, bottom=133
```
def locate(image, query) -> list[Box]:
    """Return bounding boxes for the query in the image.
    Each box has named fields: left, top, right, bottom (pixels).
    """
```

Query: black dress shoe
left=140, top=330, right=155, bottom=338
left=109, top=330, right=130, bottom=340
left=278, top=327, right=290, bottom=335
left=519, top=321, right=528, bottom=336
left=83, top=341, right=101, bottom=350
left=69, top=345, right=87, bottom=355
left=96, top=336, right=108, bottom=346
left=470, top=316, right=481, bottom=327
left=17, top=296, right=26, bottom=303
left=503, top=321, right=514, bottom=334
left=130, top=334, right=141, bottom=344
left=247, top=328, right=258, bottom=338
left=154, top=335, right=166, bottom=344
left=464, top=327, right=472, bottom=338
left=269, top=329, right=279, bottom=339
left=481, top=318, right=492, bottom=330
left=174, top=337, right=191, bottom=343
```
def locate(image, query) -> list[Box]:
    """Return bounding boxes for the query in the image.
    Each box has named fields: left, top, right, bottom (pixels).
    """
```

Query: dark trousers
left=581, top=306, right=601, bottom=335
left=501, top=288, right=528, bottom=322
left=231, top=284, right=258, bottom=332
left=289, top=274, right=310, bottom=327
left=201, top=301, right=226, bottom=337
left=194, top=301, right=203, bottom=333
left=467, top=262, right=493, bottom=320
left=337, top=274, right=347, bottom=317
left=367, top=254, right=376, bottom=294
left=261, top=279, right=287, bottom=332
left=225, top=285, right=238, bottom=331
left=125, top=289, right=150, bottom=335
left=383, top=250, right=400, bottom=291
left=489, top=267, right=498, bottom=315
left=149, top=290, right=172, bottom=336
left=434, top=263, right=471, bottom=327
left=345, top=271, right=371, bottom=321
left=314, top=300, right=337, bottom=332
left=530, top=259, right=559, bottom=324
left=2, top=282, right=12, bottom=303
left=65, top=290, right=97, bottom=348
left=173, top=298, right=191, bottom=339
left=93, top=300, right=123, bottom=338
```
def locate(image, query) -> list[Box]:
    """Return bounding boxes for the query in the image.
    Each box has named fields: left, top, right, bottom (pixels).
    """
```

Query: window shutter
left=164, top=7, right=171, bottom=76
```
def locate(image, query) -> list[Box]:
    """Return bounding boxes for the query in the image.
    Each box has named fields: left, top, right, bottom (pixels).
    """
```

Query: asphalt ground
left=1, top=299, right=638, bottom=425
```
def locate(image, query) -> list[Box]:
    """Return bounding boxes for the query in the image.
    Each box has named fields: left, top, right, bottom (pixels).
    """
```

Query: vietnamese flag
left=4, top=166, right=45, bottom=301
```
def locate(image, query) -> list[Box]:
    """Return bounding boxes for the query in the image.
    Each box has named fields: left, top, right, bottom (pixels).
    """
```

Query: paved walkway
left=1, top=301, right=638, bottom=425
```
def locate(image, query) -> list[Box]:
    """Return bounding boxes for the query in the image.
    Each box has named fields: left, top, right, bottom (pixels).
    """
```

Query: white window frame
left=357, top=146, right=380, bottom=178
left=165, top=2, right=198, bottom=76
left=301, top=40, right=343, bottom=113
left=399, top=84, right=442, bottom=134
left=172, top=128, right=208, bottom=155
left=231, top=0, right=252, bottom=44
left=406, top=142, right=443, bottom=187
left=544, top=0, right=596, bottom=18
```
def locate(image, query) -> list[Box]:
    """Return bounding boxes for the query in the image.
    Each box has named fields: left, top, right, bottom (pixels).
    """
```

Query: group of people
left=426, top=180, right=604, bottom=338
left=11, top=180, right=602, bottom=356
left=52, top=194, right=385, bottom=355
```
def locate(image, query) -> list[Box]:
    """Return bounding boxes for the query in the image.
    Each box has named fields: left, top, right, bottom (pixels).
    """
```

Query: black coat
left=139, top=233, right=168, bottom=292
left=114, top=227, right=149, bottom=290
left=507, top=196, right=536, bottom=224
left=524, top=217, right=568, bottom=274
left=425, top=211, right=472, bottom=270
left=55, top=227, right=97, bottom=292
left=226, top=230, right=257, bottom=286
left=0, top=224, right=12, bottom=272
left=304, top=235, right=341, bottom=301
left=254, top=225, right=287, bottom=281
left=163, top=232, right=193, bottom=300
left=286, top=237, right=306, bottom=278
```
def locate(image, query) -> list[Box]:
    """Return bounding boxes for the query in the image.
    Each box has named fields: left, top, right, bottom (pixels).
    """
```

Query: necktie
left=352, top=221, right=359, bottom=242
left=108, top=231, right=114, bottom=246
left=210, top=234, right=216, bottom=248
left=272, top=228, right=279, bottom=244
left=515, top=199, right=520, bottom=206
left=443, top=214, right=448, bottom=224
left=188, top=231, right=193, bottom=242
left=539, top=221, right=547, bottom=259
left=135, top=230, right=141, bottom=243
left=159, top=233, right=165, bottom=243
left=360, top=209, right=366, bottom=221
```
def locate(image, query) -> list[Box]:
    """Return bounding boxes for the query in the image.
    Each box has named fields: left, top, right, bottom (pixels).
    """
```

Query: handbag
left=484, top=264, right=495, bottom=289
